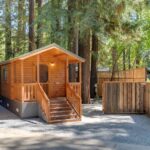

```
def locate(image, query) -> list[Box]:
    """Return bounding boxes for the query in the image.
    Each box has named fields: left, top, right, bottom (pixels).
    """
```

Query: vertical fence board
left=128, top=83, right=132, bottom=112
left=119, top=83, right=123, bottom=112
left=132, top=83, right=135, bottom=113
left=145, top=83, right=150, bottom=115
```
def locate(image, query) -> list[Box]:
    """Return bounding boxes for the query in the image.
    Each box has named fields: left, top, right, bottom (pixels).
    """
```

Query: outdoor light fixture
left=50, top=62, right=55, bottom=66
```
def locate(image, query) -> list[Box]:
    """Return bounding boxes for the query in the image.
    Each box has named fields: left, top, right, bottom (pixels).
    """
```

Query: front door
left=39, top=64, right=48, bottom=95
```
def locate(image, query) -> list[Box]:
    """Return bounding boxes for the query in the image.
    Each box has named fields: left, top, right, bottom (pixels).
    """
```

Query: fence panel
left=98, top=67, right=146, bottom=97
left=102, top=82, right=145, bottom=114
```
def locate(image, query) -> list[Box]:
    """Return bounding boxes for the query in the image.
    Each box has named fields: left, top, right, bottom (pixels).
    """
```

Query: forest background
left=0, top=0, right=150, bottom=103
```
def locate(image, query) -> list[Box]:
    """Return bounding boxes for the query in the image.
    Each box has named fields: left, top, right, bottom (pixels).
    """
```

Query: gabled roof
left=0, top=43, right=85, bottom=65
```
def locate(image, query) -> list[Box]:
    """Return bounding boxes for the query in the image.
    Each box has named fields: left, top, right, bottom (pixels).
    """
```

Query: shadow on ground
left=0, top=105, right=150, bottom=149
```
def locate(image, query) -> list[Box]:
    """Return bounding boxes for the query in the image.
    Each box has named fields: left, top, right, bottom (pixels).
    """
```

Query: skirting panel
left=0, top=96, right=38, bottom=118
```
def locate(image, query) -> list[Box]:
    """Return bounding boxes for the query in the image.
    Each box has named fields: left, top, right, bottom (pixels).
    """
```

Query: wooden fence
left=102, top=82, right=146, bottom=114
left=145, top=83, right=150, bottom=115
left=98, top=67, right=147, bottom=96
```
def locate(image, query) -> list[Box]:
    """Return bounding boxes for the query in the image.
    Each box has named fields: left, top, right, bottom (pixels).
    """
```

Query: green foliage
left=0, top=0, right=150, bottom=70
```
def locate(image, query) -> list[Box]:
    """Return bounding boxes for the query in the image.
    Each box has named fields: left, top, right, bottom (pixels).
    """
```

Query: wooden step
left=50, top=98, right=66, bottom=101
left=50, top=101, right=68, bottom=104
left=48, top=97, right=80, bottom=123
left=50, top=107, right=72, bottom=112
left=50, top=99, right=67, bottom=102
left=51, top=109, right=74, bottom=114
left=50, top=103, right=69, bottom=108
left=51, top=114, right=77, bottom=120
left=48, top=118, right=80, bottom=124
left=51, top=110, right=74, bottom=116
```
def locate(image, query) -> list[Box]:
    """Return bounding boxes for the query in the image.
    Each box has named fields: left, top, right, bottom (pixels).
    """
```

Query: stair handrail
left=36, top=83, right=50, bottom=122
left=66, top=83, right=81, bottom=118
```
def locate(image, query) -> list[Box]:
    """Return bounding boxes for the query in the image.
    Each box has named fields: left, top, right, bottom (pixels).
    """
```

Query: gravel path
left=1, top=104, right=150, bottom=149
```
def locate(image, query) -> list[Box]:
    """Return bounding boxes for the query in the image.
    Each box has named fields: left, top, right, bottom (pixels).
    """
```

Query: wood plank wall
left=98, top=68, right=146, bottom=96
left=102, top=82, right=145, bottom=114
left=39, top=52, right=66, bottom=98
left=24, top=56, right=37, bottom=83
left=0, top=63, right=12, bottom=99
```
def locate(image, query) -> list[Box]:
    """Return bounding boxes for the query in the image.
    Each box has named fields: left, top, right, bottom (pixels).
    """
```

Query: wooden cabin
left=0, top=43, right=85, bottom=123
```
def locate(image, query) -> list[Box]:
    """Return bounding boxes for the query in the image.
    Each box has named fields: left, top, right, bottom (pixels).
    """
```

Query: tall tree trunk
left=51, top=0, right=61, bottom=44
left=79, top=31, right=91, bottom=103
left=17, top=0, right=25, bottom=54
left=29, top=0, right=36, bottom=51
left=90, top=33, right=98, bottom=98
left=36, top=0, right=42, bottom=48
left=123, top=49, right=126, bottom=70
left=5, top=0, right=13, bottom=60
left=78, top=0, right=91, bottom=104
left=128, top=48, right=131, bottom=69
left=111, top=48, right=118, bottom=80
left=135, top=48, right=140, bottom=68
left=68, top=0, right=79, bottom=82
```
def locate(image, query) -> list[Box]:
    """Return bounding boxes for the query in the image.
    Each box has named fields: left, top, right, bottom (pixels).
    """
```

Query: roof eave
left=0, top=43, right=85, bottom=65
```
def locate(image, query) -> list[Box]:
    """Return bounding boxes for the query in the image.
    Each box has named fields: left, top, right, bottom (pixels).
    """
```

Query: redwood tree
left=78, top=0, right=91, bottom=104
left=29, top=0, right=36, bottom=51
left=5, top=0, right=13, bottom=60
left=79, top=31, right=91, bottom=103
left=90, top=33, right=98, bottom=98
left=36, top=0, right=42, bottom=48
left=17, top=0, right=26, bottom=53
left=68, top=0, right=79, bottom=82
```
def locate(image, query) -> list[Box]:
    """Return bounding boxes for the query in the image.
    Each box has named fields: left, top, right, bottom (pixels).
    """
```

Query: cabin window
left=69, top=64, right=79, bottom=82
left=39, top=64, right=48, bottom=83
left=3, top=66, right=8, bottom=81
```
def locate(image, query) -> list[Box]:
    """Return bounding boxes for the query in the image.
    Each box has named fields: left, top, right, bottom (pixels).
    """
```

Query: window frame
left=3, top=66, right=8, bottom=82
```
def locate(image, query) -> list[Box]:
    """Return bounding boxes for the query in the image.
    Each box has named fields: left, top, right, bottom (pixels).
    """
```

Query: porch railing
left=12, top=83, right=37, bottom=101
left=66, top=83, right=81, bottom=118
left=68, top=82, right=81, bottom=97
left=36, top=83, right=50, bottom=122
left=23, top=83, right=37, bottom=101
left=40, top=83, right=49, bottom=95
left=21, top=83, right=49, bottom=101
left=20, top=83, right=50, bottom=122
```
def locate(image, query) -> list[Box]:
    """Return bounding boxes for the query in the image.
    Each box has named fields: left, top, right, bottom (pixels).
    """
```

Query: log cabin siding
left=14, top=62, right=21, bottom=83
left=23, top=56, right=37, bottom=83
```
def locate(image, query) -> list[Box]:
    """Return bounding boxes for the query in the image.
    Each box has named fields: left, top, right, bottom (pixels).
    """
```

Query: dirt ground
left=0, top=104, right=150, bottom=150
